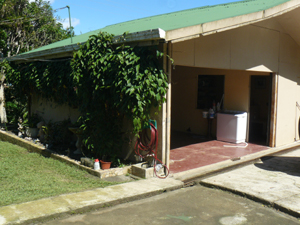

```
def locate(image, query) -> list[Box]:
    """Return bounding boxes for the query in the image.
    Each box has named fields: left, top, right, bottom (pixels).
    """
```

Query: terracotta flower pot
left=100, top=160, right=112, bottom=170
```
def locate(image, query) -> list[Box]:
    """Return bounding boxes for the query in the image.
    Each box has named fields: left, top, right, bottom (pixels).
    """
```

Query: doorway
left=249, top=75, right=272, bottom=145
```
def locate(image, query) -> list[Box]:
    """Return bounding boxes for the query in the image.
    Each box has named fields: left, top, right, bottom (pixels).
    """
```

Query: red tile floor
left=169, top=131, right=269, bottom=174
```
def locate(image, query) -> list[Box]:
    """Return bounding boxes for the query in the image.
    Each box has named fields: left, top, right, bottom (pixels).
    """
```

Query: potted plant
left=25, top=113, right=42, bottom=138
left=100, top=157, right=112, bottom=170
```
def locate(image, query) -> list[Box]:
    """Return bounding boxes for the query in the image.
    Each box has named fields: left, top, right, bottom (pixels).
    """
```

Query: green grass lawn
left=0, top=141, right=117, bottom=207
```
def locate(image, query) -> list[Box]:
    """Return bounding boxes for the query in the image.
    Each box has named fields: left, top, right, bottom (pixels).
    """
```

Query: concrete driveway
left=40, top=185, right=299, bottom=225
left=201, top=148, right=300, bottom=218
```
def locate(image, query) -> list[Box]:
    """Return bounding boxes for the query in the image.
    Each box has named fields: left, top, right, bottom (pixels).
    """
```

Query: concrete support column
left=162, top=42, right=172, bottom=170
left=161, top=44, right=167, bottom=165
left=166, top=42, right=172, bottom=169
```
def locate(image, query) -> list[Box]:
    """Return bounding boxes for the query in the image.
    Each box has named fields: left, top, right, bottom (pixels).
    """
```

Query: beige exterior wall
left=172, top=19, right=300, bottom=147
left=276, top=32, right=300, bottom=145
left=31, top=95, right=80, bottom=123
left=32, top=93, right=165, bottom=163
left=172, top=24, right=280, bottom=72
left=171, top=66, right=268, bottom=136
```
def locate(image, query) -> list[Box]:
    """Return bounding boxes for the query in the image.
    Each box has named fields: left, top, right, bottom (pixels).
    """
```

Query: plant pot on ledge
left=26, top=127, right=38, bottom=138
left=68, top=127, right=83, bottom=155
left=100, top=160, right=112, bottom=170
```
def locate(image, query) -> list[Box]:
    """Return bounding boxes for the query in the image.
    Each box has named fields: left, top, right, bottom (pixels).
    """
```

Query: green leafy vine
left=71, top=32, right=169, bottom=158
left=3, top=31, right=170, bottom=159
left=5, top=60, right=77, bottom=107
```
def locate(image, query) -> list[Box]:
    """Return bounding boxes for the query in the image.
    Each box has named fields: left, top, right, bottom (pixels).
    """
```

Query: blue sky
left=49, top=0, right=242, bottom=35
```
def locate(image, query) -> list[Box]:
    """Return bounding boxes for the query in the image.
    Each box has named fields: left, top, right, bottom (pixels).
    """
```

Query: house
left=7, top=0, right=300, bottom=170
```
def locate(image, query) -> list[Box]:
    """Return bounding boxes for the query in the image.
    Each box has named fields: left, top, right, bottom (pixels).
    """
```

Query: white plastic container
left=217, top=111, right=247, bottom=143
left=94, top=159, right=100, bottom=170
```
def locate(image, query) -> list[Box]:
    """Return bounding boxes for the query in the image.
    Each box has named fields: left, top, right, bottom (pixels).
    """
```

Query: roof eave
left=115, top=28, right=165, bottom=43
left=6, top=28, right=166, bottom=62
left=6, top=44, right=80, bottom=62
left=166, top=0, right=300, bottom=43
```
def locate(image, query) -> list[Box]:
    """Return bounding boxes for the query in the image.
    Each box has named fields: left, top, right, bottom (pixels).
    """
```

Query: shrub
left=71, top=32, right=169, bottom=159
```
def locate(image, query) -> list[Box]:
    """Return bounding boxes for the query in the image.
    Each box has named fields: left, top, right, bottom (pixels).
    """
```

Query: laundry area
left=169, top=66, right=272, bottom=174
left=169, top=132, right=269, bottom=174
left=152, top=3, right=300, bottom=177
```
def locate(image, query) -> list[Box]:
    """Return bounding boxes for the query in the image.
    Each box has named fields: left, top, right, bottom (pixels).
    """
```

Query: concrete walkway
left=0, top=178, right=183, bottom=225
left=201, top=148, right=300, bottom=218
left=2, top=142, right=300, bottom=224
left=42, top=185, right=300, bottom=225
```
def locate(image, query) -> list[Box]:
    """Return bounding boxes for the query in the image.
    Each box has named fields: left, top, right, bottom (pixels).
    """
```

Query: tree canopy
left=0, top=0, right=72, bottom=57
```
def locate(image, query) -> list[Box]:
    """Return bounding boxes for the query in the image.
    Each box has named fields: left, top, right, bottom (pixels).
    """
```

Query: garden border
left=0, top=130, right=131, bottom=179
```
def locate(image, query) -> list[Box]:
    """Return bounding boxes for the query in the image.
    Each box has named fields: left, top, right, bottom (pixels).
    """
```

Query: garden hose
left=135, top=121, right=169, bottom=179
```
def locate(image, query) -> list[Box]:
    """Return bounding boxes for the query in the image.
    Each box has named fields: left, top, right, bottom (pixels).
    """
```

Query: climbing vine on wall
left=71, top=32, right=169, bottom=158
left=5, top=59, right=77, bottom=107
left=3, top=31, right=170, bottom=159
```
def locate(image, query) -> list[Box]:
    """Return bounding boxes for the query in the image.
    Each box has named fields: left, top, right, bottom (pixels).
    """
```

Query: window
left=197, top=75, right=224, bottom=110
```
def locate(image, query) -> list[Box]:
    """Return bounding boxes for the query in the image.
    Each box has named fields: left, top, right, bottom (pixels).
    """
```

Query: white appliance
left=217, top=111, right=248, bottom=143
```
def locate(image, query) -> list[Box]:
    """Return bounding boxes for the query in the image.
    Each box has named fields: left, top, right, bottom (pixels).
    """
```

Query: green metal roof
left=21, top=0, right=290, bottom=55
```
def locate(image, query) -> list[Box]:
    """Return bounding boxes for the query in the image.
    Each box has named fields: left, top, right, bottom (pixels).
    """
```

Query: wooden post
left=269, top=73, right=278, bottom=147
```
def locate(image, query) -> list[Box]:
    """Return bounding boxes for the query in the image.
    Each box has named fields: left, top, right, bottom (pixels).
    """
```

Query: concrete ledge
left=131, top=163, right=154, bottom=178
left=173, top=141, right=300, bottom=183
left=0, top=130, right=130, bottom=179
left=0, top=130, right=45, bottom=154
left=0, top=177, right=184, bottom=225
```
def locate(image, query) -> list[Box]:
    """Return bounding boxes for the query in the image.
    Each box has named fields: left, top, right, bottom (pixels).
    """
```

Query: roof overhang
left=6, top=0, right=300, bottom=62
left=6, top=28, right=166, bottom=62
left=166, top=0, right=300, bottom=43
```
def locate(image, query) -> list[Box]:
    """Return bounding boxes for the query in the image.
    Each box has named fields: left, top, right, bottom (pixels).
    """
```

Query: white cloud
left=59, top=18, right=80, bottom=29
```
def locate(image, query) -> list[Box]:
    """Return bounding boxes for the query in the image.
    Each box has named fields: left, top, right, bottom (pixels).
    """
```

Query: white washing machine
left=216, top=111, right=248, bottom=143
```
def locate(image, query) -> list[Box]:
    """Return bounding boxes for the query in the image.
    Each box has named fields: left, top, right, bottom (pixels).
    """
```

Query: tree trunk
left=0, top=67, right=7, bottom=123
